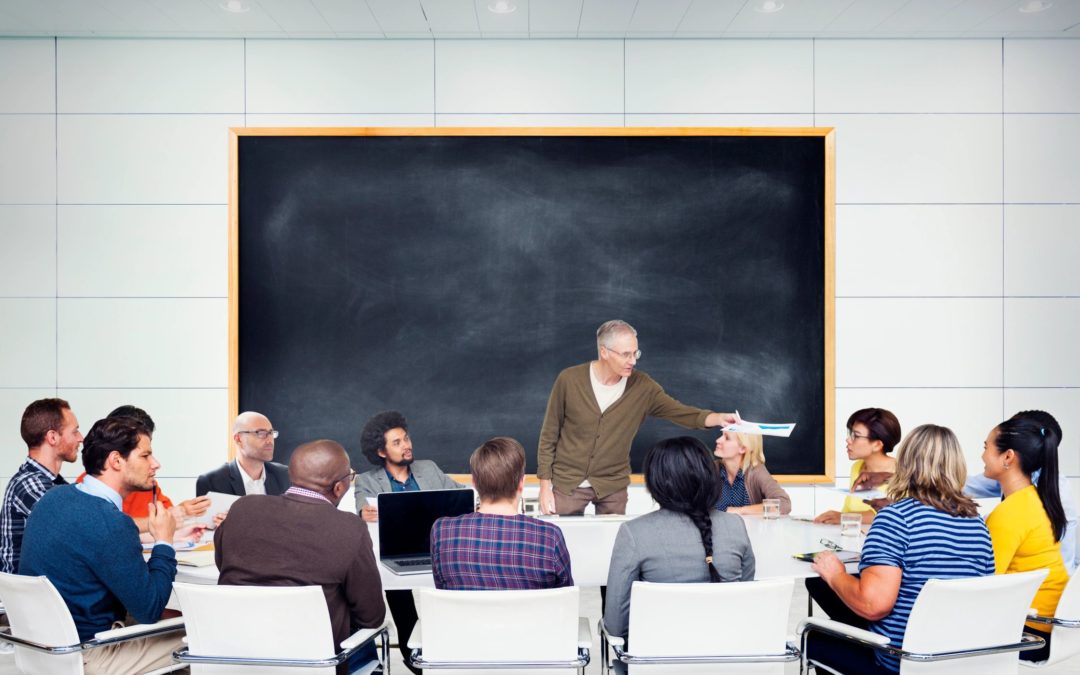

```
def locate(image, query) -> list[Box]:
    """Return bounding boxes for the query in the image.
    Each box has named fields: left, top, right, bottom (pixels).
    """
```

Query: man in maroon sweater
left=215, top=439, right=384, bottom=672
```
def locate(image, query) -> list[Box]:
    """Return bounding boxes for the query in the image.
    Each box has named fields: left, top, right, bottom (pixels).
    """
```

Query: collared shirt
left=239, top=461, right=267, bottom=496
left=0, top=457, right=67, bottom=574
left=385, top=468, right=420, bottom=492
left=431, top=512, right=573, bottom=591
left=76, top=474, right=123, bottom=511
left=284, top=486, right=333, bottom=505
left=716, top=468, right=750, bottom=512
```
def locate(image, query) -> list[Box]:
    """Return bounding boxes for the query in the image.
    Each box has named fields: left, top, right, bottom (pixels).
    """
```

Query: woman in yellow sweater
left=814, top=408, right=901, bottom=525
left=983, top=415, right=1069, bottom=662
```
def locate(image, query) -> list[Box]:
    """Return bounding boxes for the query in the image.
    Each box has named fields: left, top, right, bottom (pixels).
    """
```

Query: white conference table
left=175, top=514, right=861, bottom=589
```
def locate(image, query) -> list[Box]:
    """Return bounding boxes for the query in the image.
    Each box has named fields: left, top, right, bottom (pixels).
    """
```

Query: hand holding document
left=722, top=410, right=796, bottom=438
left=191, top=491, right=241, bottom=528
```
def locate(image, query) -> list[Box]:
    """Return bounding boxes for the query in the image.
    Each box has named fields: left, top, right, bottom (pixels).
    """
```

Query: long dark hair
left=994, top=417, right=1066, bottom=542
left=643, top=436, right=722, bottom=582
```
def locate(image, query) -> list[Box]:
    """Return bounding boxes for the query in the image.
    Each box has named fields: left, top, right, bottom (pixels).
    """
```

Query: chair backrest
left=901, top=569, right=1047, bottom=675
left=625, top=578, right=793, bottom=674
left=173, top=583, right=336, bottom=675
left=417, top=586, right=579, bottom=662
left=0, top=570, right=84, bottom=673
left=0, top=572, right=84, bottom=674
left=1037, top=567, right=1080, bottom=667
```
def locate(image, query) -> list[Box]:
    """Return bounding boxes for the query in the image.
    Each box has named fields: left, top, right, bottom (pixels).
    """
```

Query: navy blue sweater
left=20, top=485, right=176, bottom=641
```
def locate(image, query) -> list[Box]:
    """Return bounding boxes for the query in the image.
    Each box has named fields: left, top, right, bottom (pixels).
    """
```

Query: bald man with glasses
left=538, top=320, right=738, bottom=516
left=195, top=411, right=291, bottom=498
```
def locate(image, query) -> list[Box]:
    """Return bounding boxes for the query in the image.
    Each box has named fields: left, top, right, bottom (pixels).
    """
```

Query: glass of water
left=840, top=512, right=862, bottom=537
left=762, top=498, right=781, bottom=519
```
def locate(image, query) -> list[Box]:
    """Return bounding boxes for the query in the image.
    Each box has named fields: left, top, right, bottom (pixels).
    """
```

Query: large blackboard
left=233, top=130, right=833, bottom=479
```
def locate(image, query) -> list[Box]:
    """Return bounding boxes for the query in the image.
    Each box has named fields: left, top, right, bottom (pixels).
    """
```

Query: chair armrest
left=407, top=620, right=423, bottom=650
left=798, top=618, right=890, bottom=648
left=340, top=620, right=389, bottom=650
left=578, top=617, right=592, bottom=649
left=598, top=618, right=625, bottom=648
left=92, top=617, right=185, bottom=643
left=1025, top=613, right=1080, bottom=628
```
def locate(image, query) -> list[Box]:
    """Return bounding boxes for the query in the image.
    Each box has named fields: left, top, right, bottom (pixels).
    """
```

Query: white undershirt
left=239, top=461, right=266, bottom=496
left=582, top=363, right=627, bottom=488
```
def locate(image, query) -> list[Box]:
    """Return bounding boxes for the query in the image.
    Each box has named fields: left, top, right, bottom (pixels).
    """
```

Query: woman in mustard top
left=983, top=416, right=1069, bottom=662
left=814, top=408, right=901, bottom=525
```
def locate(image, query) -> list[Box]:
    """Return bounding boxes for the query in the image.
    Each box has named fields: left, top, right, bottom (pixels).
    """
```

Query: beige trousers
left=82, top=627, right=185, bottom=675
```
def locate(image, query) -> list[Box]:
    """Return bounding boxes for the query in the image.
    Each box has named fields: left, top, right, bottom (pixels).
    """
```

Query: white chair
left=408, top=586, right=591, bottom=674
left=172, top=582, right=389, bottom=674
left=1021, top=567, right=1080, bottom=668
left=598, top=578, right=799, bottom=674
left=799, top=569, right=1048, bottom=674
left=0, top=572, right=185, bottom=675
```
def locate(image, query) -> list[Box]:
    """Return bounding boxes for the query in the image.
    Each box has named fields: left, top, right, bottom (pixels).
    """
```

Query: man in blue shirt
left=20, top=415, right=182, bottom=675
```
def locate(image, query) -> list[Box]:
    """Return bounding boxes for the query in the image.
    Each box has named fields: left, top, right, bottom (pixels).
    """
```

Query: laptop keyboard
left=396, top=558, right=431, bottom=567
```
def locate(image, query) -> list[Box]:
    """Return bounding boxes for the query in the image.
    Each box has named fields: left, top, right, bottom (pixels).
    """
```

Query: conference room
left=1, top=1, right=1080, bottom=673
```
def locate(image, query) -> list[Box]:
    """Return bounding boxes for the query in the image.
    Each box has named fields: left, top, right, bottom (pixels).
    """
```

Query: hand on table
left=811, top=550, right=846, bottom=583
left=814, top=510, right=842, bottom=524
left=174, top=523, right=207, bottom=545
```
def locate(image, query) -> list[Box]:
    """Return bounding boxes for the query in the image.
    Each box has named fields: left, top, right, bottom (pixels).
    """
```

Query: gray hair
left=596, top=320, right=637, bottom=353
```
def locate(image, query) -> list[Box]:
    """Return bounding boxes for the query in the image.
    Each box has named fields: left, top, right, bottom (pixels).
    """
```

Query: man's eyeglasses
left=605, top=348, right=642, bottom=360
left=331, top=469, right=358, bottom=487
left=238, top=429, right=279, bottom=440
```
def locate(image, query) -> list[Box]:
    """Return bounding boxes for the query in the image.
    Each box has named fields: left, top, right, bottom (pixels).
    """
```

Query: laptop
left=377, top=489, right=475, bottom=575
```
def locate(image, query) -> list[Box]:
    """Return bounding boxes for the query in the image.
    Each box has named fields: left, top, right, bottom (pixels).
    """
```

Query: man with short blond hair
left=0, top=397, right=82, bottom=574
left=431, top=437, right=572, bottom=590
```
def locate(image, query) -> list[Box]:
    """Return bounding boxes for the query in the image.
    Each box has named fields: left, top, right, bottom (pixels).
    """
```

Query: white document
left=722, top=413, right=796, bottom=438
left=193, top=491, right=241, bottom=527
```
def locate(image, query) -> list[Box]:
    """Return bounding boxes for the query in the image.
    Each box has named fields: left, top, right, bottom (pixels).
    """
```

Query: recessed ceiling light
left=488, top=0, right=517, bottom=14
left=220, top=0, right=251, bottom=13
left=754, top=1, right=785, bottom=14
left=1018, top=0, right=1052, bottom=12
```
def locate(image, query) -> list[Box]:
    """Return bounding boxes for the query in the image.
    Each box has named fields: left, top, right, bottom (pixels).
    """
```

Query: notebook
left=377, top=489, right=474, bottom=575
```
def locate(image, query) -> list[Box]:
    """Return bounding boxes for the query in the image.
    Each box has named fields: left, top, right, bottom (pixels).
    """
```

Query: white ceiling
left=0, top=0, right=1078, bottom=39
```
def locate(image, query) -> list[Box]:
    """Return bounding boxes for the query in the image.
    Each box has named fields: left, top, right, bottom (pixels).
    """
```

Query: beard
left=387, top=456, right=414, bottom=469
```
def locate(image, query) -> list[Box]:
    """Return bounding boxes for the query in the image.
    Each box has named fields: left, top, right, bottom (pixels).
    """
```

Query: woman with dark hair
left=982, top=416, right=1069, bottom=662
left=603, top=436, right=755, bottom=653
left=814, top=408, right=901, bottom=525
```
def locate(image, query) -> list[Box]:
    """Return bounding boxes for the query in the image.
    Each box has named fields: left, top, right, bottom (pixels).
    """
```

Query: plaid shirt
left=0, top=458, right=66, bottom=574
left=431, top=512, right=573, bottom=590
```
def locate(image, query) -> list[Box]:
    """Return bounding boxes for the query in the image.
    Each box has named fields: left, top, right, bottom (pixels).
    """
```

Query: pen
left=152, top=484, right=157, bottom=504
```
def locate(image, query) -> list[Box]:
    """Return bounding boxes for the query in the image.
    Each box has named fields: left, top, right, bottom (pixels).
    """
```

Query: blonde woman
left=814, top=408, right=901, bottom=525
left=713, top=430, right=791, bottom=515
left=806, top=424, right=994, bottom=674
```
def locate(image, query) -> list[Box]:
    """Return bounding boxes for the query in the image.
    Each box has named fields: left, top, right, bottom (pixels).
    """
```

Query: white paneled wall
left=0, top=37, right=1078, bottom=518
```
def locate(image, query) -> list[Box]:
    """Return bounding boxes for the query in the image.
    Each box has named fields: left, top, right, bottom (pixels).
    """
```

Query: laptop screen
left=377, top=489, right=475, bottom=559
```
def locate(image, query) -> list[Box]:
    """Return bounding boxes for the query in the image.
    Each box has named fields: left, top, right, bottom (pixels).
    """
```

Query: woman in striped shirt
left=807, top=424, right=995, bottom=673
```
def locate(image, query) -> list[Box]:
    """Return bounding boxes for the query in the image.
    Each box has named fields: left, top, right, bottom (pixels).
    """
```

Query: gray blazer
left=603, top=509, right=755, bottom=638
left=353, top=459, right=464, bottom=511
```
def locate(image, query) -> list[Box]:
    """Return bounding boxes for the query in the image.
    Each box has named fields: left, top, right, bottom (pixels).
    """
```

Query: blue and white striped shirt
left=859, top=498, right=995, bottom=672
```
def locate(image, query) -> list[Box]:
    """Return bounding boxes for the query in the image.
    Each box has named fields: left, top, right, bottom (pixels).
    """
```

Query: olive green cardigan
left=537, top=362, right=714, bottom=499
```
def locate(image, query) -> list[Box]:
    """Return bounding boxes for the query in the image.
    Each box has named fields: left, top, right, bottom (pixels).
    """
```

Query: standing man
left=354, top=410, right=462, bottom=523
left=353, top=410, right=464, bottom=674
left=196, top=411, right=290, bottom=497
left=20, top=416, right=182, bottom=674
left=538, top=320, right=737, bottom=515
left=0, top=398, right=82, bottom=574
left=215, top=439, right=385, bottom=673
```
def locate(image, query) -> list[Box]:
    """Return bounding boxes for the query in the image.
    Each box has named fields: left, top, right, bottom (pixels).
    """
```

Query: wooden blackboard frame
left=227, top=127, right=836, bottom=484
